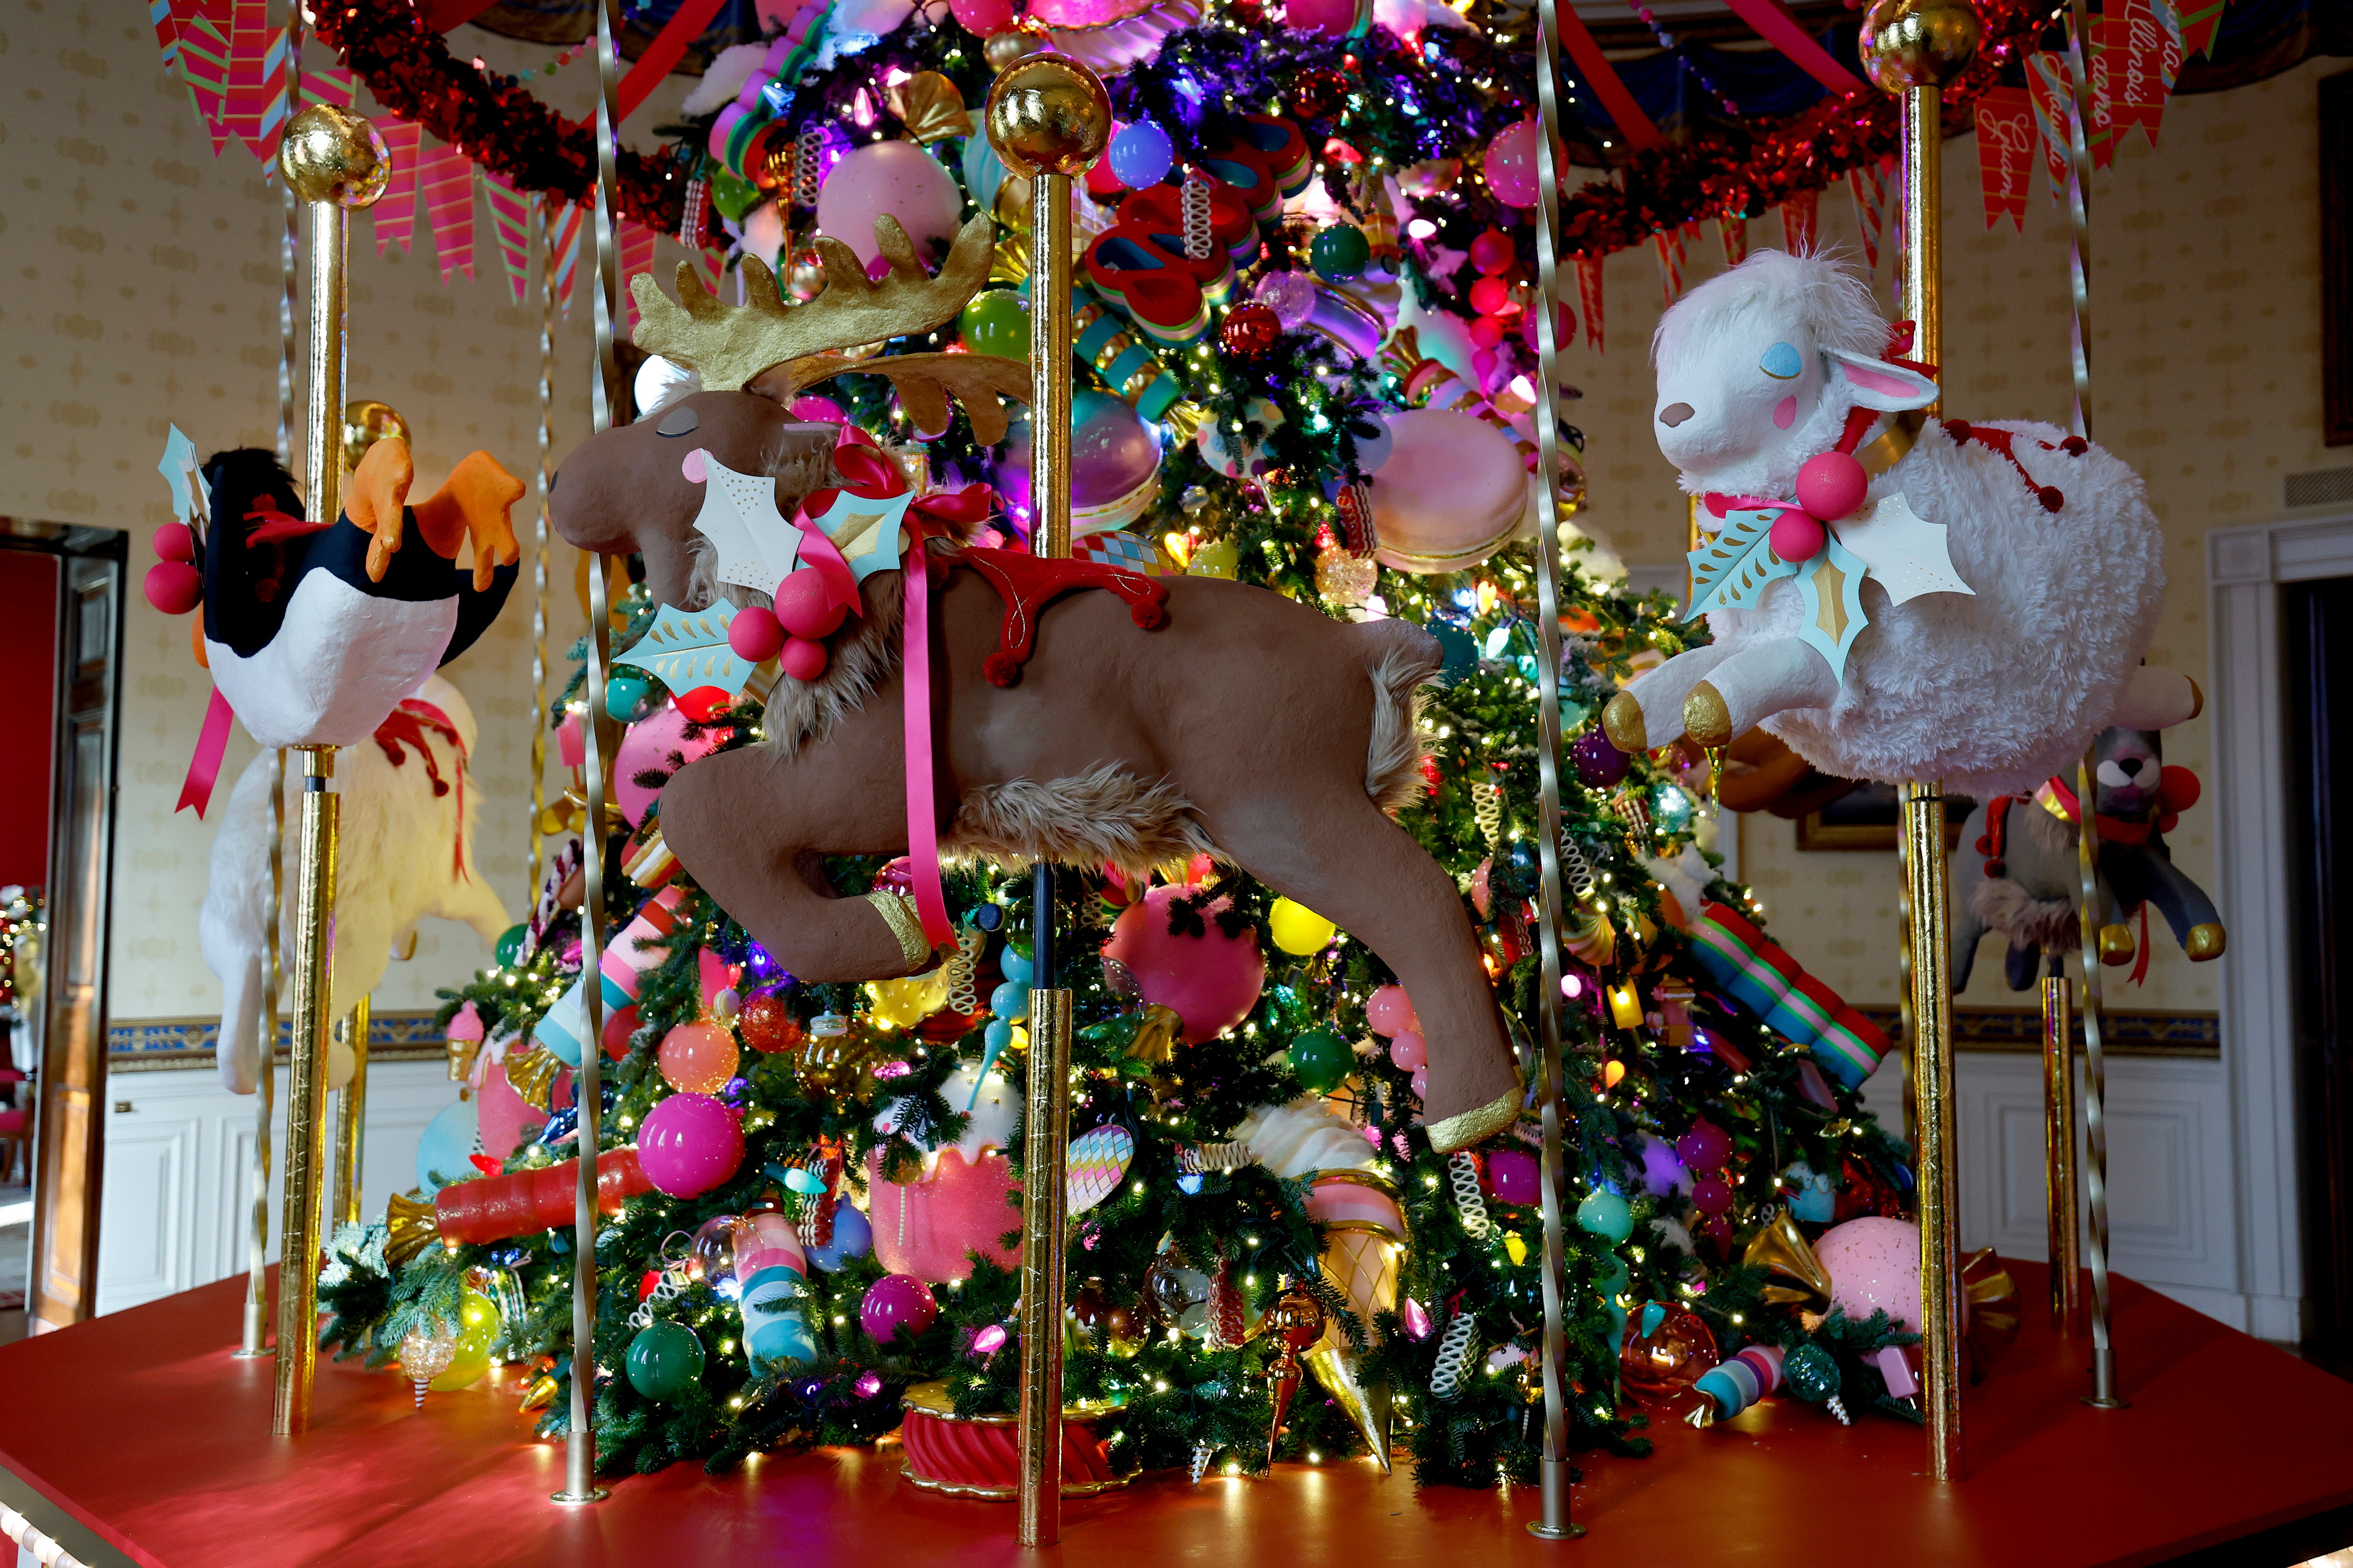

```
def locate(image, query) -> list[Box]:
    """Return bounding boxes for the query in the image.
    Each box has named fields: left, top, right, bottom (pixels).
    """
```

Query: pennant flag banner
left=302, top=63, right=357, bottom=111
left=1654, top=224, right=1690, bottom=307
left=548, top=199, right=584, bottom=316
left=1848, top=156, right=1892, bottom=269
left=2104, top=0, right=2181, bottom=153
left=2027, top=52, right=2076, bottom=204
left=175, top=15, right=232, bottom=155
left=373, top=118, right=423, bottom=255
left=221, top=1, right=283, bottom=160
left=1574, top=253, right=1605, bottom=352
left=151, top=0, right=181, bottom=69
left=1974, top=85, right=2035, bottom=231
left=2179, top=0, right=2227, bottom=59
left=2087, top=24, right=2118, bottom=169
left=690, top=246, right=727, bottom=297
left=484, top=175, right=535, bottom=305
left=419, top=143, right=477, bottom=282
left=619, top=220, right=659, bottom=336
left=1718, top=215, right=1749, bottom=267
left=1780, top=188, right=1819, bottom=253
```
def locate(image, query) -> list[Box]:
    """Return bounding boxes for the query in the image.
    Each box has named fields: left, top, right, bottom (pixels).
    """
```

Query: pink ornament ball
left=144, top=561, right=201, bottom=616
left=780, top=636, right=831, bottom=683
left=1794, top=450, right=1869, bottom=522
left=1484, top=121, right=1542, bottom=208
left=1469, top=276, right=1513, bottom=316
left=1387, top=1029, right=1427, bottom=1070
left=1815, top=1216, right=1942, bottom=1333
left=790, top=395, right=848, bottom=424
left=614, top=702, right=727, bottom=827
left=1769, top=508, right=1826, bottom=563
left=1468, top=227, right=1515, bottom=277
left=658, top=1019, right=740, bottom=1096
left=814, top=141, right=963, bottom=269
left=153, top=522, right=195, bottom=563
left=637, top=1092, right=745, bottom=1197
left=949, top=0, right=1014, bottom=32
left=728, top=606, right=785, bottom=663
left=1285, top=0, right=1361, bottom=35
left=1690, top=1175, right=1733, bottom=1216
left=1675, top=1120, right=1732, bottom=1171
left=1483, top=1148, right=1539, bottom=1205
left=1409, top=1065, right=1429, bottom=1100
left=773, top=569, right=849, bottom=640
left=1100, top=884, right=1266, bottom=1044
left=1365, top=984, right=1420, bottom=1037
left=1469, top=314, right=1506, bottom=349
left=861, top=1272, right=941, bottom=1345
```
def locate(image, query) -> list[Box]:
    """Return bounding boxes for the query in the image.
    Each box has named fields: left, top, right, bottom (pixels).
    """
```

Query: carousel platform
left=0, top=1263, right=2349, bottom=1568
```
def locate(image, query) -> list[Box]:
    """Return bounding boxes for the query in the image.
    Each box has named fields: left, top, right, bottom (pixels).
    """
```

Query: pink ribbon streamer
left=901, top=553, right=953, bottom=950
left=176, top=685, right=236, bottom=818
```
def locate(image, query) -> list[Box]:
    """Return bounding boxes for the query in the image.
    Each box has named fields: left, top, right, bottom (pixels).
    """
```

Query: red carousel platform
left=2, top=1262, right=2349, bottom=1568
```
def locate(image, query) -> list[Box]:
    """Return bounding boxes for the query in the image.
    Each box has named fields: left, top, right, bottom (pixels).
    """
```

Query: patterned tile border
left=107, top=1010, right=448, bottom=1074
left=1855, top=1005, right=2221, bottom=1060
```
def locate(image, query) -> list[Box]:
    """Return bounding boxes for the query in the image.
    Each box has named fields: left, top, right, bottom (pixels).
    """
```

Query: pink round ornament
left=636, top=1092, right=745, bottom=1197
left=1769, top=508, right=1826, bottom=562
left=657, top=1019, right=740, bottom=1095
left=866, top=1148, right=1021, bottom=1281
left=1675, top=1120, right=1732, bottom=1171
left=728, top=605, right=785, bottom=663
left=949, top=0, right=1015, bottom=31
left=1483, top=1148, right=1539, bottom=1205
left=1100, top=885, right=1266, bottom=1045
left=1409, top=1065, right=1429, bottom=1100
left=1387, top=1030, right=1428, bottom=1070
left=153, top=522, right=195, bottom=563
left=1469, top=276, right=1513, bottom=316
left=1468, top=314, right=1506, bottom=349
left=603, top=1003, right=640, bottom=1061
left=814, top=141, right=964, bottom=269
left=1690, top=1175, right=1733, bottom=1215
left=1794, top=450, right=1869, bottom=521
left=790, top=395, right=848, bottom=424
left=1285, top=0, right=1362, bottom=34
left=475, top=1060, right=538, bottom=1163
left=773, top=569, right=850, bottom=640
left=861, top=1272, right=941, bottom=1345
left=1468, top=228, right=1515, bottom=276
left=1365, top=984, right=1420, bottom=1037
left=1815, top=1216, right=1953, bottom=1333
left=1368, top=409, right=1529, bottom=574
left=780, top=636, right=830, bottom=683
left=1484, top=121, right=1542, bottom=208
left=614, top=702, right=728, bottom=827
left=144, top=561, right=202, bottom=616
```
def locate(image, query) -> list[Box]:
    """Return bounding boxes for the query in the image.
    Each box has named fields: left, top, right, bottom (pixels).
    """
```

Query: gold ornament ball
left=340, top=399, right=410, bottom=472
left=984, top=55, right=1112, bottom=178
left=1857, top=0, right=1983, bottom=91
left=278, top=104, right=390, bottom=209
left=982, top=24, right=1052, bottom=72
left=784, top=245, right=831, bottom=303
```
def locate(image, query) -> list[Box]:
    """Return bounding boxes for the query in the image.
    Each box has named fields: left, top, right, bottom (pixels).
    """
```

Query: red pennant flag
left=2027, top=52, right=2075, bottom=205
left=548, top=200, right=584, bottom=317
left=221, top=0, right=282, bottom=160
left=174, top=14, right=233, bottom=155
left=1973, top=86, right=2035, bottom=231
left=2178, top=0, right=2226, bottom=59
left=1654, top=225, right=1689, bottom=307
left=2087, top=23, right=2118, bottom=169
left=418, top=143, right=477, bottom=282
left=483, top=174, right=534, bottom=304
left=302, top=63, right=356, bottom=110
left=690, top=247, right=727, bottom=296
left=1575, top=253, right=1605, bottom=353
left=619, top=220, right=659, bottom=337
left=1718, top=216, right=1749, bottom=267
left=1848, top=157, right=1893, bottom=269
left=2104, top=0, right=2181, bottom=153
left=373, top=119, right=422, bottom=256
left=1780, top=189, right=1819, bottom=253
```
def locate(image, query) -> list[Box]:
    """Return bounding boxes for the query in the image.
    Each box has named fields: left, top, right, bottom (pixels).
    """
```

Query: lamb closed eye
left=1759, top=341, right=1803, bottom=380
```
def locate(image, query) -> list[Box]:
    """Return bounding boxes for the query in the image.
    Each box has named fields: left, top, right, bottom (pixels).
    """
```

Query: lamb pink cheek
left=1773, top=395, right=1798, bottom=430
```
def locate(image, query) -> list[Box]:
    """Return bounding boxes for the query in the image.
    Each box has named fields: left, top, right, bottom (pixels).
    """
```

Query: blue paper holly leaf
left=1686, top=507, right=1799, bottom=620
left=617, top=604, right=757, bottom=699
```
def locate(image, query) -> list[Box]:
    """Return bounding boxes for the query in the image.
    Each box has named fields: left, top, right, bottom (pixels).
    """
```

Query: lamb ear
left=1824, top=348, right=1939, bottom=412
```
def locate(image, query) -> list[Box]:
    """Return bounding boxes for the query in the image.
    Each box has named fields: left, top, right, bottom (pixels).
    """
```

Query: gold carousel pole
left=1860, top=0, right=1978, bottom=1485
left=1525, top=0, right=1581, bottom=1540
left=234, top=751, right=284, bottom=1360
left=2042, top=968, right=2080, bottom=1331
left=271, top=103, right=385, bottom=1437
left=554, top=0, right=625, bottom=1509
left=984, top=54, right=1110, bottom=1550
left=330, top=995, right=369, bottom=1228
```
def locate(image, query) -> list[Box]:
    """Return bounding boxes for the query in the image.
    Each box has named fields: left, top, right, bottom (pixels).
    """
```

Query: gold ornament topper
left=630, top=212, right=1032, bottom=443
left=885, top=70, right=974, bottom=144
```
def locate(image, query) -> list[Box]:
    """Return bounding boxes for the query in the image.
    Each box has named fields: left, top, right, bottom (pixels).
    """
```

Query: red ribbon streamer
left=617, top=0, right=732, bottom=124
left=176, top=686, right=237, bottom=818
left=1555, top=5, right=1665, bottom=153
left=1721, top=0, right=1867, bottom=97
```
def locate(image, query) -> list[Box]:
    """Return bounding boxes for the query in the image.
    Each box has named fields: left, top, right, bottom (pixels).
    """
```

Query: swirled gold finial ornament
left=340, top=399, right=411, bottom=473
left=278, top=103, right=391, bottom=209
left=984, top=55, right=1113, bottom=178
left=1857, top=0, right=1983, bottom=90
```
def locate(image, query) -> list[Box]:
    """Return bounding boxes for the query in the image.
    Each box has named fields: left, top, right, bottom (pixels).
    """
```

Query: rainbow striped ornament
left=1688, top=901, right=1888, bottom=1091
left=1693, top=1343, right=1784, bottom=1423
left=734, top=1211, right=815, bottom=1369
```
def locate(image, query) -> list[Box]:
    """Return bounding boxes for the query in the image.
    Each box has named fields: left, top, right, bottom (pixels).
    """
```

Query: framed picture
left=1796, top=781, right=1976, bottom=852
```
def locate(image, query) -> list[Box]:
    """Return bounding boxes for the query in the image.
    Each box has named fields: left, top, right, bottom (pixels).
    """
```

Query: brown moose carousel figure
left=549, top=213, right=1522, bottom=1152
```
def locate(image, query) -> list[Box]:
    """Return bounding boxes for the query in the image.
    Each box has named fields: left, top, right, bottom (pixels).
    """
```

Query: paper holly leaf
left=809, top=486, right=917, bottom=584
left=158, top=424, right=201, bottom=531
left=690, top=448, right=804, bottom=598
left=1833, top=492, right=1974, bottom=606
left=1686, top=506, right=1800, bottom=620
left=1793, top=535, right=1872, bottom=680
left=617, top=603, right=758, bottom=699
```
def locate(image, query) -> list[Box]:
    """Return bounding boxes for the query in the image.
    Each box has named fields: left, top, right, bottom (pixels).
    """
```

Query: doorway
left=2291, top=575, right=2353, bottom=1354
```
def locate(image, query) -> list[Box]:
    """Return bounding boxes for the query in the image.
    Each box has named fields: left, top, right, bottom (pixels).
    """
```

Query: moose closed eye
left=1759, top=341, right=1803, bottom=380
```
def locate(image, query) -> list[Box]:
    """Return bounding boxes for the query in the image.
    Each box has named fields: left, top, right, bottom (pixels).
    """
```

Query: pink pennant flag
left=419, top=143, right=477, bottom=282
left=1780, top=188, right=1819, bottom=254
left=1718, top=216, right=1749, bottom=267
left=303, top=63, right=357, bottom=110
left=151, top=0, right=181, bottom=69
left=483, top=174, right=535, bottom=304
left=2087, top=23, right=2118, bottom=169
left=619, top=220, right=658, bottom=337
left=1973, top=85, right=2035, bottom=232
left=1653, top=224, right=1690, bottom=307
left=175, top=14, right=232, bottom=155
left=548, top=200, right=584, bottom=316
left=221, top=1, right=282, bottom=160
left=690, top=246, right=727, bottom=296
left=1848, top=157, right=1893, bottom=269
left=1574, top=253, right=1605, bottom=353
left=2028, top=52, right=2076, bottom=205
left=373, top=119, right=422, bottom=255
left=2104, top=0, right=2181, bottom=153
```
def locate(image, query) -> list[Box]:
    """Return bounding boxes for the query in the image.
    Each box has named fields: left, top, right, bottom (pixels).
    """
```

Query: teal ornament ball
left=990, top=981, right=1030, bottom=1021
left=625, top=1320, right=705, bottom=1402
left=1286, top=1027, right=1353, bottom=1093
left=998, top=947, right=1034, bottom=988
left=493, top=924, right=528, bottom=967
left=1427, top=620, right=1479, bottom=684
left=605, top=667, right=659, bottom=723
left=1576, top=1188, right=1634, bottom=1242
left=1309, top=224, right=1371, bottom=282
left=1784, top=1341, right=1841, bottom=1404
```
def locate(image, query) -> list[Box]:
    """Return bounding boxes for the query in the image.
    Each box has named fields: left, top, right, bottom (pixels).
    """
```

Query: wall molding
left=2208, top=510, right=2353, bottom=1344
left=107, top=1010, right=446, bottom=1073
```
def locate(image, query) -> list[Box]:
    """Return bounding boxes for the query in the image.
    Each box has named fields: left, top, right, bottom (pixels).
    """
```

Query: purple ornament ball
left=1254, top=270, right=1318, bottom=331
left=1483, top=1148, right=1540, bottom=1206
left=1572, top=727, right=1631, bottom=786
left=1675, top=1119, right=1732, bottom=1171
left=636, top=1092, right=745, bottom=1197
left=860, top=1272, right=941, bottom=1345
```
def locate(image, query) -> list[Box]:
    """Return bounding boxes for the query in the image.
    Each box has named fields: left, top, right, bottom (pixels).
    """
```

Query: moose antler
left=784, top=351, right=1031, bottom=445
left=631, top=212, right=998, bottom=394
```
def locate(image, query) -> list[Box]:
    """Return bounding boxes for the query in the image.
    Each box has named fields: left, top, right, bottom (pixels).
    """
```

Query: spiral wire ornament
left=1181, top=168, right=1214, bottom=261
left=1449, top=1149, right=1493, bottom=1239
left=1430, top=1303, right=1480, bottom=1399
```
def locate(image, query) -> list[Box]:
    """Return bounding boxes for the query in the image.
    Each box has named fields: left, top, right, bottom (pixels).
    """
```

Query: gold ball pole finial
left=341, top=399, right=411, bottom=473
left=1857, top=0, right=1983, bottom=90
left=278, top=103, right=391, bottom=209
left=982, top=22, right=1053, bottom=71
left=984, top=55, right=1113, bottom=178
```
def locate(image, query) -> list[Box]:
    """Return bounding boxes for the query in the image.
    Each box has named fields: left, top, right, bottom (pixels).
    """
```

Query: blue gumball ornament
left=1576, top=1187, right=1633, bottom=1242
left=806, top=1204, right=874, bottom=1272
left=998, top=947, right=1034, bottom=988
left=990, top=980, right=1030, bottom=1021
left=605, top=667, right=659, bottom=723
left=415, top=1098, right=479, bottom=1196
left=1107, top=121, right=1174, bottom=188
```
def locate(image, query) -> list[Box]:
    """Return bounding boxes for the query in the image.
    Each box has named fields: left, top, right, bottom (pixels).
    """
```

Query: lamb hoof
left=1683, top=681, right=1734, bottom=748
left=1601, top=690, right=1649, bottom=754
left=2186, top=922, right=2226, bottom=961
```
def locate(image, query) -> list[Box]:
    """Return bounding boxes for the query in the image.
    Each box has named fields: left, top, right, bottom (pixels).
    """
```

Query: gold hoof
left=2186, top=922, right=2226, bottom=961
left=1683, top=681, right=1734, bottom=748
left=2184, top=676, right=2204, bottom=722
left=2098, top=923, right=2136, bottom=966
left=1601, top=691, right=1649, bottom=754
left=1425, top=1081, right=1524, bottom=1155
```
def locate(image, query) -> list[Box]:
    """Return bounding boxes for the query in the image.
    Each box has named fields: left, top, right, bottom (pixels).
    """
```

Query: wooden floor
left=2, top=1262, right=2351, bottom=1568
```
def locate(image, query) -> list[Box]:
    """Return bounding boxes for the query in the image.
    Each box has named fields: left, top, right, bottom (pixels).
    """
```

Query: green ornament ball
left=1310, top=224, right=1371, bottom=282
left=1287, top=1027, right=1354, bottom=1094
left=1784, top=1341, right=1842, bottom=1403
left=605, top=667, right=660, bottom=723
left=625, top=1320, right=705, bottom=1402
left=960, top=288, right=1030, bottom=359
left=1575, top=1188, right=1633, bottom=1242
left=493, top=924, right=528, bottom=967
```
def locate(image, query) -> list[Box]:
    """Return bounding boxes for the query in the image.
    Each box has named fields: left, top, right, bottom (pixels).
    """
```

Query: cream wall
left=0, top=4, right=702, bottom=1019
left=1566, top=59, right=2343, bottom=1011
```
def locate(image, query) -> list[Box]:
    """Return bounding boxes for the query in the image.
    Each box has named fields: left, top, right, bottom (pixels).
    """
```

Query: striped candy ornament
left=599, top=884, right=690, bottom=1013
left=1689, top=902, right=1888, bottom=1090
left=1691, top=1343, right=1783, bottom=1425
left=733, top=1211, right=816, bottom=1370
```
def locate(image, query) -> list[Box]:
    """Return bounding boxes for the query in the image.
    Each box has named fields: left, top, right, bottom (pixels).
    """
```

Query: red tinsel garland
left=314, top=2, right=703, bottom=241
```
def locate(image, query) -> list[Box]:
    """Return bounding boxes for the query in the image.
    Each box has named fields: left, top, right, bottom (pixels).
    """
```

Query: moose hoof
left=1601, top=691, right=1649, bottom=754
left=2186, top=922, right=2226, bottom=961
left=1683, top=681, right=1734, bottom=748
left=2098, top=923, right=2136, bottom=966
left=1425, top=1081, right=1525, bottom=1155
